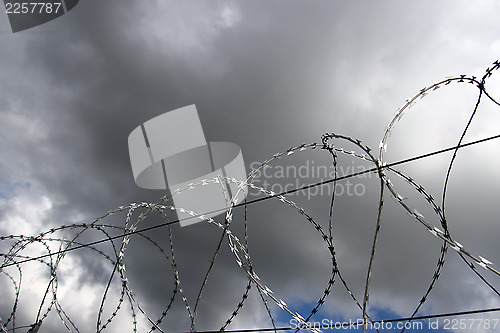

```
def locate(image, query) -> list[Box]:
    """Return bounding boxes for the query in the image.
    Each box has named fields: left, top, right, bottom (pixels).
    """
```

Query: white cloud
left=136, top=1, right=241, bottom=56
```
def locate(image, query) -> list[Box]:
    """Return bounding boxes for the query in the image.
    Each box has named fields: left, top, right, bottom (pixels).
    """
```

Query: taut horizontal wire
left=175, top=307, right=500, bottom=333
left=2, top=132, right=500, bottom=269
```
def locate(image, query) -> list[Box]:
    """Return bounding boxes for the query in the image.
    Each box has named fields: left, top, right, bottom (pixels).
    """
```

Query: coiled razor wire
left=1, top=60, right=500, bottom=333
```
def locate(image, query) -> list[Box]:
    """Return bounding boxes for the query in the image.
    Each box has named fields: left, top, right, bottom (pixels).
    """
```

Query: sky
left=1, top=1, right=500, bottom=332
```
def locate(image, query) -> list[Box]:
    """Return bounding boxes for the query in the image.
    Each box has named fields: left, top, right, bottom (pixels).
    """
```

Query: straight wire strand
left=174, top=307, right=500, bottom=333
left=2, top=131, right=500, bottom=269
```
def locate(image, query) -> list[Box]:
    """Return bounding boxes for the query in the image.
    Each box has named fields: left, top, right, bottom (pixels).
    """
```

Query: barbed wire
left=3, top=131, right=500, bottom=271
left=1, top=60, right=500, bottom=332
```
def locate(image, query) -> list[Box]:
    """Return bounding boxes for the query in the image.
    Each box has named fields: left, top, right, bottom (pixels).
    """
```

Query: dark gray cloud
left=1, top=1, right=500, bottom=332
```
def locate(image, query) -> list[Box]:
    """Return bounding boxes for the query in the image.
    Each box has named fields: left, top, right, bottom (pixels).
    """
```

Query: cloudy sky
left=1, top=1, right=500, bottom=332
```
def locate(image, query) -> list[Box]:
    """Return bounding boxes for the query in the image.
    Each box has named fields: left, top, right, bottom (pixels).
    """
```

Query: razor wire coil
left=1, top=61, right=500, bottom=333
